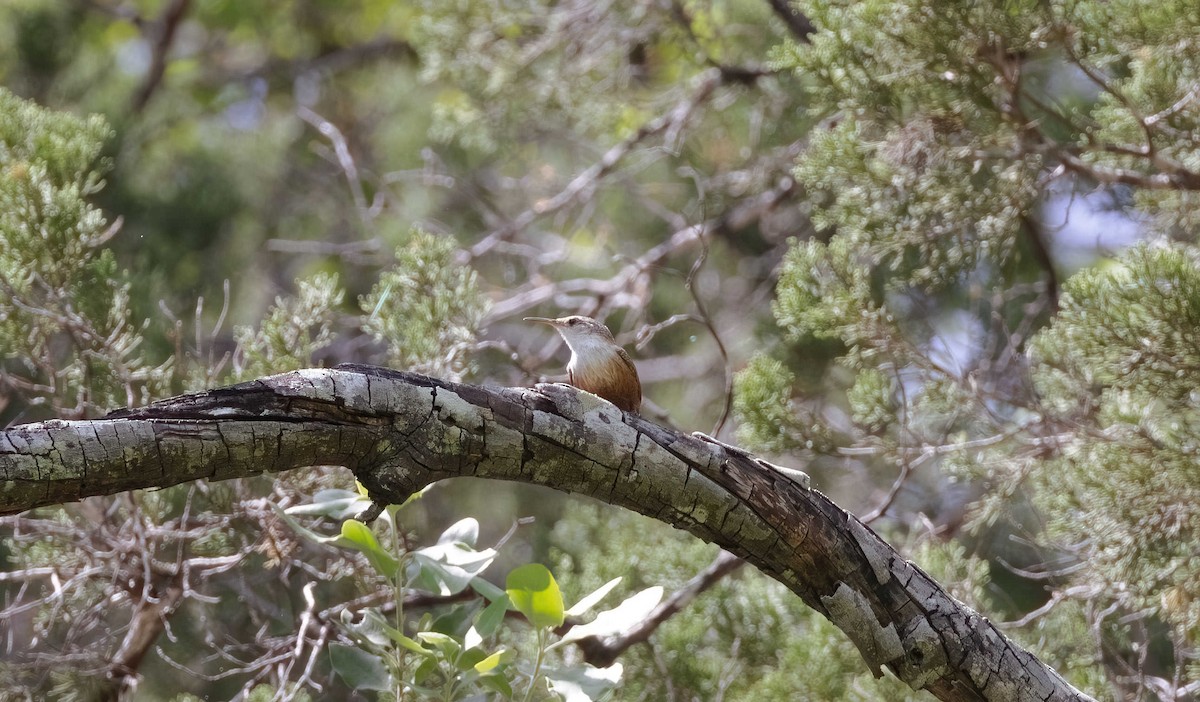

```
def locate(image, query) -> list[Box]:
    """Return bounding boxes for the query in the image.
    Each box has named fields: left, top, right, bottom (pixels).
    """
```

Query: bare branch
left=130, top=0, right=192, bottom=112
left=764, top=0, right=816, bottom=43
left=571, top=549, right=744, bottom=667
left=463, top=68, right=725, bottom=263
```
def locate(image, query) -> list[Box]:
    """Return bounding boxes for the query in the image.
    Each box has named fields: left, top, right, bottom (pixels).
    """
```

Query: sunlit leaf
left=393, top=632, right=436, bottom=658
left=340, top=519, right=400, bottom=578
left=416, top=631, right=463, bottom=660
left=565, top=577, right=622, bottom=617
left=543, top=663, right=623, bottom=702
left=505, top=563, right=564, bottom=629
left=465, top=624, right=483, bottom=651
left=438, top=517, right=480, bottom=547
left=286, top=488, right=368, bottom=520
left=410, top=541, right=497, bottom=595
left=389, top=484, right=434, bottom=515
left=552, top=586, right=663, bottom=648
left=474, top=648, right=506, bottom=674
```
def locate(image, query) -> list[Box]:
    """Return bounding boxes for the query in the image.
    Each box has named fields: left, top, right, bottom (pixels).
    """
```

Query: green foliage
left=733, top=355, right=805, bottom=452
left=46, top=669, right=113, bottom=702
left=551, top=504, right=1012, bottom=701
left=234, top=272, right=344, bottom=379
left=746, top=537, right=994, bottom=701
left=360, top=230, right=489, bottom=380
left=777, top=2, right=1044, bottom=291
left=409, top=0, right=707, bottom=153
left=773, top=236, right=875, bottom=343
left=1029, top=244, right=1200, bottom=639
left=847, top=366, right=895, bottom=434
left=280, top=491, right=648, bottom=701
left=1010, top=601, right=1116, bottom=700
left=244, top=686, right=312, bottom=702
left=285, top=494, right=515, bottom=700
left=506, top=563, right=565, bottom=629
left=1032, top=245, right=1200, bottom=406
left=7, top=0, right=1200, bottom=696
left=740, top=0, right=1200, bottom=694
left=1071, top=2, right=1200, bottom=238
left=330, top=642, right=394, bottom=691
left=0, top=87, right=169, bottom=414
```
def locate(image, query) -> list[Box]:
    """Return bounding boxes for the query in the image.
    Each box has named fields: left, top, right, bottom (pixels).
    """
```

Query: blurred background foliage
left=2, top=0, right=1199, bottom=699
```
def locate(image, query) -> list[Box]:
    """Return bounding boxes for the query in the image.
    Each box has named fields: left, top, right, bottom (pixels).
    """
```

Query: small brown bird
left=524, top=315, right=642, bottom=413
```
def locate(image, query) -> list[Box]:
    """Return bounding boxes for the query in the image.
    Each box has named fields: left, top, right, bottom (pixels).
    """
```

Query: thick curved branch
left=0, top=366, right=1093, bottom=702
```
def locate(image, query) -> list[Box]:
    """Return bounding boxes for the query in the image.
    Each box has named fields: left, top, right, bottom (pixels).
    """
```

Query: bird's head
left=524, top=315, right=617, bottom=355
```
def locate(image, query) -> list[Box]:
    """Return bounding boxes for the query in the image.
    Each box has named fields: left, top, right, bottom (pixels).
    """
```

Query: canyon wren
left=524, top=315, right=642, bottom=413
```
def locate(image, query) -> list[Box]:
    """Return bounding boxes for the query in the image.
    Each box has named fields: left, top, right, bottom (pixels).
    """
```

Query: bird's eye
left=569, top=318, right=579, bottom=326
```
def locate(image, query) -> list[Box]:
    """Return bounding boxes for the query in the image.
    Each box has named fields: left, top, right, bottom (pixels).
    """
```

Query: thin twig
left=463, top=69, right=726, bottom=263
left=683, top=230, right=734, bottom=437
left=569, top=550, right=744, bottom=667
left=130, top=0, right=192, bottom=112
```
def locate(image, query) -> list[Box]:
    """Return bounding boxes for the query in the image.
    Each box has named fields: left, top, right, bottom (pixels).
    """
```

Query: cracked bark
left=0, top=365, right=1095, bottom=702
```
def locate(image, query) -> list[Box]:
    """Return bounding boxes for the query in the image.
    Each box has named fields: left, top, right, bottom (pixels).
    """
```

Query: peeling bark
left=0, top=366, right=1095, bottom=702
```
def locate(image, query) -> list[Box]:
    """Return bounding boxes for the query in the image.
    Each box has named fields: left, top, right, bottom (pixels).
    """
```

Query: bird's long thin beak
left=523, top=317, right=561, bottom=326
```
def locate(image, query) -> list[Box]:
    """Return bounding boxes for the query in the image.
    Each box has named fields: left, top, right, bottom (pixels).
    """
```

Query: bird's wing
left=615, top=347, right=642, bottom=413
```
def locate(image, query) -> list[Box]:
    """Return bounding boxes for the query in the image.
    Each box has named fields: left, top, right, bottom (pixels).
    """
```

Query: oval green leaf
left=474, top=594, right=510, bottom=637
left=474, top=649, right=506, bottom=674
left=329, top=642, right=393, bottom=691
left=505, top=563, right=564, bottom=629
left=340, top=519, right=399, bottom=577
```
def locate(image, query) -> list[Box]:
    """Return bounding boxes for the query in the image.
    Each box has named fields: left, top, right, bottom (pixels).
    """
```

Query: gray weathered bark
left=0, top=365, right=1094, bottom=702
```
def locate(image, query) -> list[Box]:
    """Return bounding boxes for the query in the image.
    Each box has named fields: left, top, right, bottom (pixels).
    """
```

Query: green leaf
left=392, top=632, right=437, bottom=658
left=271, top=508, right=399, bottom=578
left=271, top=504, right=342, bottom=546
left=456, top=645, right=489, bottom=671
left=470, top=576, right=508, bottom=602
left=479, top=670, right=515, bottom=698
left=438, top=517, right=480, bottom=547
left=474, top=649, right=506, bottom=674
left=340, top=608, right=391, bottom=648
left=340, top=519, right=400, bottom=578
left=505, top=563, right=564, bottom=628
left=552, top=586, right=663, bottom=649
left=412, top=656, right=439, bottom=685
left=416, top=631, right=463, bottom=660
left=286, top=489, right=370, bottom=520
left=410, top=541, right=498, bottom=595
left=543, top=664, right=623, bottom=702
left=329, top=643, right=393, bottom=691
left=565, top=577, right=622, bottom=617
left=475, top=594, right=510, bottom=637
left=344, top=609, right=434, bottom=658
left=430, top=602, right=478, bottom=637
